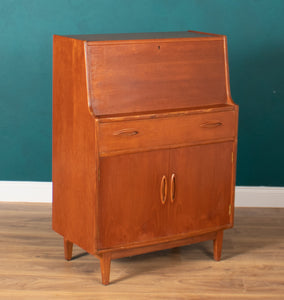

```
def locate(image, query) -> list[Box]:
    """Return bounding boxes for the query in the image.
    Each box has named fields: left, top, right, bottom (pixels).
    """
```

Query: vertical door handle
left=170, top=173, right=176, bottom=203
left=160, top=175, right=167, bottom=204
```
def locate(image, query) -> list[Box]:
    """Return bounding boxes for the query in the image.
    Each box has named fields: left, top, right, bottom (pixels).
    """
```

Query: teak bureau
left=52, top=31, right=238, bottom=285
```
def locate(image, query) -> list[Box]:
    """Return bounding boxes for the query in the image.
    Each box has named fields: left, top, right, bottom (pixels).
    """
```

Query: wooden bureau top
left=53, top=31, right=234, bottom=117
left=64, top=31, right=223, bottom=43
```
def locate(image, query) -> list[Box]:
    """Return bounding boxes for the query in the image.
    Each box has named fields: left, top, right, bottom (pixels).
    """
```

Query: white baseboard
left=0, top=181, right=52, bottom=203
left=234, top=186, right=284, bottom=207
left=0, top=181, right=283, bottom=207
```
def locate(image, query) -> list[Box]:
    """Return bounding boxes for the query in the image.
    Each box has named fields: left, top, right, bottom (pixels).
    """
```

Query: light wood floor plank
left=0, top=203, right=283, bottom=299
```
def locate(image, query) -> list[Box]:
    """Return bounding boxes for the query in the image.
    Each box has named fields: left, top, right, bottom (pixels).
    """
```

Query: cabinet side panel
left=52, top=36, right=98, bottom=254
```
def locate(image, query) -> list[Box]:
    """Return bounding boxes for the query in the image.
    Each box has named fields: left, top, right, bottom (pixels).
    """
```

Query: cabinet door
left=168, top=142, right=233, bottom=236
left=98, top=149, right=170, bottom=249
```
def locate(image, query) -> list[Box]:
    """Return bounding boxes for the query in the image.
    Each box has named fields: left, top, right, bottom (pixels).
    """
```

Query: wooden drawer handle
left=160, top=175, right=167, bottom=205
left=170, top=173, right=176, bottom=203
left=113, top=128, right=139, bottom=136
left=200, top=121, right=223, bottom=128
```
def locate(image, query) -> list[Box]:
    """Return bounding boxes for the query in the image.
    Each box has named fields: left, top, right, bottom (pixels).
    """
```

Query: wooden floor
left=0, top=203, right=283, bottom=300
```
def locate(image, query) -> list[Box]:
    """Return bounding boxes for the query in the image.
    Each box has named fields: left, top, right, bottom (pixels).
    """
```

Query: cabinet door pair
left=98, top=141, right=234, bottom=249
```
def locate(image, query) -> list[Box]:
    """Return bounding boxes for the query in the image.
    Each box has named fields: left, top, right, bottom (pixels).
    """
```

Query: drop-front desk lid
left=58, top=31, right=232, bottom=116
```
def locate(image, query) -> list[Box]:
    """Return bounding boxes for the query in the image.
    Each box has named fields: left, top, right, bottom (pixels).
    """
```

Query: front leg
left=213, top=230, right=223, bottom=261
left=99, top=253, right=112, bottom=285
left=64, top=238, right=73, bottom=261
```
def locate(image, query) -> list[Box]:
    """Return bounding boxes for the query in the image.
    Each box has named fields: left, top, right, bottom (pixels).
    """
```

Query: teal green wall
left=0, top=0, right=283, bottom=185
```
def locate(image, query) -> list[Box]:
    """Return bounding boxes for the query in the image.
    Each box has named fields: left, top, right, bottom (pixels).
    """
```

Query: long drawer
left=97, top=110, right=236, bottom=156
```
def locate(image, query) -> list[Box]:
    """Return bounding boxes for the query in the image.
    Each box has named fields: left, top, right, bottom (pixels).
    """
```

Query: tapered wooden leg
left=64, top=238, right=73, bottom=261
left=213, top=230, right=223, bottom=261
left=99, top=253, right=111, bottom=285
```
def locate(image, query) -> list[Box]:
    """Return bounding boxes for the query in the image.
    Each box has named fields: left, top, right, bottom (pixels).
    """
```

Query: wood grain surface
left=86, top=39, right=227, bottom=116
left=98, top=149, right=170, bottom=249
left=0, top=203, right=283, bottom=299
left=66, top=31, right=221, bottom=42
left=167, top=142, right=233, bottom=235
left=52, top=36, right=98, bottom=255
left=98, top=109, right=236, bottom=156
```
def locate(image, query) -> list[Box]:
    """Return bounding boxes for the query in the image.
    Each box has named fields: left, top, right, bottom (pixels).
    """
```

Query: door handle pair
left=160, top=174, right=175, bottom=205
